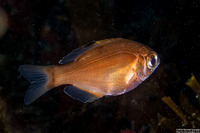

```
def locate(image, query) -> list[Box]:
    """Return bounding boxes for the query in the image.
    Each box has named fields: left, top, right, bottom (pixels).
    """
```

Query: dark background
left=0, top=0, right=200, bottom=133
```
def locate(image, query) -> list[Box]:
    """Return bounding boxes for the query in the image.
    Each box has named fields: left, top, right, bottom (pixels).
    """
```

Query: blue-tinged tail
left=19, top=65, right=54, bottom=105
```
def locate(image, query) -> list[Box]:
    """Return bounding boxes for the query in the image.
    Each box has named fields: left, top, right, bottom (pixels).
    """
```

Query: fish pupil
left=151, top=57, right=156, bottom=66
left=147, top=54, right=157, bottom=69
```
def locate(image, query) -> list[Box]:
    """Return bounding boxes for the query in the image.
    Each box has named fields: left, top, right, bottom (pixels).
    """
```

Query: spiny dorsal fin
left=59, top=40, right=97, bottom=64
left=58, top=38, right=123, bottom=64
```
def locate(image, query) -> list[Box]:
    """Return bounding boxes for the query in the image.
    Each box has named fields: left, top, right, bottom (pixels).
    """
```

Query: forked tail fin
left=19, top=65, right=54, bottom=105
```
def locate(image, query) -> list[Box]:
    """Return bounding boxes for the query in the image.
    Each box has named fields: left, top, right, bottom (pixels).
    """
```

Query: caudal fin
left=19, top=65, right=54, bottom=105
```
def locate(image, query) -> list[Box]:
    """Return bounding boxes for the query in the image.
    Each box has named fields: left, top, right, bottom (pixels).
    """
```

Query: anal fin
left=64, top=86, right=99, bottom=103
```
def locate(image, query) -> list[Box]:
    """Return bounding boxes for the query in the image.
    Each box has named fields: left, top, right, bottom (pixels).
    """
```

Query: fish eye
left=147, top=54, right=157, bottom=69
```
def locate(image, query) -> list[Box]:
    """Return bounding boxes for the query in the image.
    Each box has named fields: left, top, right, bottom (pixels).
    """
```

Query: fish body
left=19, top=38, right=160, bottom=105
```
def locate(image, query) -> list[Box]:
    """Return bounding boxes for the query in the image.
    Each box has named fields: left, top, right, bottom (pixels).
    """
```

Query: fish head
left=136, top=46, right=160, bottom=81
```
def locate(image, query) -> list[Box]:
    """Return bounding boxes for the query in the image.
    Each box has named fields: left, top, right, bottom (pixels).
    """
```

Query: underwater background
left=0, top=0, right=200, bottom=133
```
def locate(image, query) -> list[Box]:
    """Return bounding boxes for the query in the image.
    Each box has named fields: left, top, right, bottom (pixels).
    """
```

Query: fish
left=19, top=38, right=160, bottom=105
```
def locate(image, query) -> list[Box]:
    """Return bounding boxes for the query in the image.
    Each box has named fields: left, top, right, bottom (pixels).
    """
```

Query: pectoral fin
left=64, top=86, right=100, bottom=103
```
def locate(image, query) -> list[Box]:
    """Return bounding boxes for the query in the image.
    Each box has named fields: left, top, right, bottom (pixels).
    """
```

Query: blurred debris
left=186, top=74, right=200, bottom=100
left=179, top=92, right=200, bottom=128
left=162, top=96, right=188, bottom=125
left=0, top=8, right=8, bottom=38
left=157, top=115, right=175, bottom=132
left=160, top=74, right=200, bottom=130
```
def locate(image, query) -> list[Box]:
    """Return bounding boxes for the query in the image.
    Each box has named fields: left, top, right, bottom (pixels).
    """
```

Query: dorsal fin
left=59, top=38, right=122, bottom=64
left=59, top=40, right=97, bottom=64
